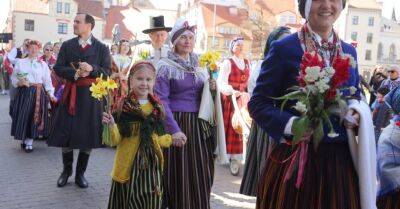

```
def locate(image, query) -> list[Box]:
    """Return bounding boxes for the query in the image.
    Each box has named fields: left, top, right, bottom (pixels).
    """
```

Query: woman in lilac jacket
left=155, top=19, right=216, bottom=209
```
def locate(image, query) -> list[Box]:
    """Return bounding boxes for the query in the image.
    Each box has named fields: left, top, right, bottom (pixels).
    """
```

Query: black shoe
left=75, top=173, right=89, bottom=188
left=75, top=152, right=90, bottom=188
left=20, top=143, right=26, bottom=150
left=25, top=145, right=33, bottom=153
left=57, top=151, right=73, bottom=187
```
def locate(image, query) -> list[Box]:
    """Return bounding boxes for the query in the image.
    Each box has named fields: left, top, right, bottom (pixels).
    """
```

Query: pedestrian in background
left=0, top=50, right=7, bottom=95
left=380, top=65, right=400, bottom=91
left=10, top=40, right=56, bottom=152
left=372, top=87, right=392, bottom=143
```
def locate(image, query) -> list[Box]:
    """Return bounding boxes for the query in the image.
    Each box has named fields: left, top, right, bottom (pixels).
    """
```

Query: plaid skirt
left=162, top=112, right=214, bottom=209
left=240, top=122, right=274, bottom=196
left=11, top=86, right=50, bottom=141
left=257, top=142, right=361, bottom=209
left=221, top=95, right=243, bottom=154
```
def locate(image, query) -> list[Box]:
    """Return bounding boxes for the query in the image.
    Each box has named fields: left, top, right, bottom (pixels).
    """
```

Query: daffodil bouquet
left=199, top=51, right=221, bottom=78
left=90, top=74, right=118, bottom=145
left=138, top=49, right=150, bottom=60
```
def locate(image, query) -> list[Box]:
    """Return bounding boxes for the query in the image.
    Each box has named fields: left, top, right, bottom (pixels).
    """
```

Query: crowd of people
left=2, top=0, right=400, bottom=209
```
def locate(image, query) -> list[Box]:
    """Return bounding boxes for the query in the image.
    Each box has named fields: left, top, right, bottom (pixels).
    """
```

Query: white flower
left=349, top=86, right=357, bottom=95
left=328, top=132, right=339, bottom=138
left=315, top=79, right=330, bottom=93
left=324, top=67, right=336, bottom=77
left=306, top=84, right=318, bottom=94
left=293, top=101, right=307, bottom=114
left=304, top=66, right=321, bottom=83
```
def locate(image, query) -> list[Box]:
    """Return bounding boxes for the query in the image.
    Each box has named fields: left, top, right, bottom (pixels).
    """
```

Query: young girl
left=103, top=61, right=172, bottom=209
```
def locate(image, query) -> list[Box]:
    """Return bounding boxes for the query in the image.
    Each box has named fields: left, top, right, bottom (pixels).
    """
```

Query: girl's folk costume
left=155, top=20, right=215, bottom=209
left=249, top=1, right=376, bottom=208
left=218, top=37, right=250, bottom=162
left=107, top=92, right=172, bottom=209
left=11, top=56, right=54, bottom=151
left=240, top=27, right=291, bottom=196
left=376, top=86, right=400, bottom=209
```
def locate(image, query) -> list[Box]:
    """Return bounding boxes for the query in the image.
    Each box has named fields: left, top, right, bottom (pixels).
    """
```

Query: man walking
left=48, top=13, right=111, bottom=188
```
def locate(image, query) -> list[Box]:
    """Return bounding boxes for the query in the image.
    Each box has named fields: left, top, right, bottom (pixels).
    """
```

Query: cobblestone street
left=0, top=95, right=256, bottom=209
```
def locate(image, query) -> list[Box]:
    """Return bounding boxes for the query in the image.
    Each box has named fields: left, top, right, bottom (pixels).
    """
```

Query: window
left=368, top=17, right=374, bottom=26
left=351, top=32, right=357, bottom=41
left=65, top=3, right=70, bottom=14
left=367, top=33, right=373, bottom=43
left=365, top=50, right=372, bottom=61
left=58, top=23, right=68, bottom=34
left=389, top=44, right=396, bottom=61
left=219, top=27, right=225, bottom=34
left=56, top=2, right=62, bottom=13
left=377, top=43, right=383, bottom=61
left=224, top=39, right=230, bottom=48
left=352, top=16, right=359, bottom=25
left=212, top=38, right=219, bottom=47
left=24, top=19, right=34, bottom=31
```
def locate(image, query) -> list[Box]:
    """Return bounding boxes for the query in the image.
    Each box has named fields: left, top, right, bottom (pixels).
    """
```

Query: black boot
left=75, top=152, right=89, bottom=188
left=57, top=151, right=73, bottom=187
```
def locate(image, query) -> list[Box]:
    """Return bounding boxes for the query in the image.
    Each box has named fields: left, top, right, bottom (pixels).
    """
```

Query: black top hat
left=142, top=16, right=172, bottom=34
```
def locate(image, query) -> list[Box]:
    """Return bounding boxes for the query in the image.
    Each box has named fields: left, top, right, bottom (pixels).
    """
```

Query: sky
left=0, top=0, right=399, bottom=32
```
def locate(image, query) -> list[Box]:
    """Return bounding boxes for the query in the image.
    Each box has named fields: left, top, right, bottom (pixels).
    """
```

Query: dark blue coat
left=248, top=33, right=360, bottom=143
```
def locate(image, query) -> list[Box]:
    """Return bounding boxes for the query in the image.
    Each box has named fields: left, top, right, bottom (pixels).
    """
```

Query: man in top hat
left=142, top=16, right=171, bottom=66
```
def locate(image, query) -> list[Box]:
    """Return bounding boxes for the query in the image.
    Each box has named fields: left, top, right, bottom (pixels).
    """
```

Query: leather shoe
left=57, top=170, right=71, bottom=187
left=75, top=173, right=89, bottom=188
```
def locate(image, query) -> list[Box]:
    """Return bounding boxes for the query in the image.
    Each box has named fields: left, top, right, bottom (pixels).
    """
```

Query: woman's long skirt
left=221, top=95, right=243, bottom=154
left=257, top=142, right=361, bottom=209
left=11, top=86, right=50, bottom=141
left=377, top=191, right=400, bottom=209
left=239, top=122, right=274, bottom=196
left=162, top=112, right=215, bottom=209
left=108, top=147, right=163, bottom=209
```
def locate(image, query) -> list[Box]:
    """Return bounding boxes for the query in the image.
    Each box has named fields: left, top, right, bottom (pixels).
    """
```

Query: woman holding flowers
left=11, top=40, right=56, bottom=152
left=217, top=36, right=250, bottom=174
left=240, top=26, right=291, bottom=196
left=155, top=19, right=216, bottom=209
left=103, top=61, right=172, bottom=209
left=249, top=0, right=375, bottom=209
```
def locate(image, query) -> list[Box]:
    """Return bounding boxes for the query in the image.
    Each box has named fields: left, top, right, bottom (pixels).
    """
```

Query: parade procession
left=1, top=0, right=400, bottom=209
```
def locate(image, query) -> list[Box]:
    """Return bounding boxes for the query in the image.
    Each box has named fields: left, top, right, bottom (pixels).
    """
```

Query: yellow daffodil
left=105, top=77, right=118, bottom=90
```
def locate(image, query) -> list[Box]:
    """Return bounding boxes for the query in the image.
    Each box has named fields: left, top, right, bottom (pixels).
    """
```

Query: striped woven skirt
left=257, top=142, right=361, bottom=209
left=108, top=147, right=162, bottom=209
left=162, top=112, right=214, bottom=209
left=377, top=191, right=400, bottom=209
left=11, top=86, right=50, bottom=141
left=240, top=122, right=275, bottom=196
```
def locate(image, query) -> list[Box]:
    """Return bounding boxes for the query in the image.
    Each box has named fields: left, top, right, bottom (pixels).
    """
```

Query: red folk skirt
left=221, top=95, right=244, bottom=154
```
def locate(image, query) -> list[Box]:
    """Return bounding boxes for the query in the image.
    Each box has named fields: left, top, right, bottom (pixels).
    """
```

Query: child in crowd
left=102, top=61, right=172, bottom=209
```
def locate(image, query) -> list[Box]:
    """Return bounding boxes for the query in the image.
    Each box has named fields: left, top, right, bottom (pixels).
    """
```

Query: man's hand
left=79, top=62, right=93, bottom=73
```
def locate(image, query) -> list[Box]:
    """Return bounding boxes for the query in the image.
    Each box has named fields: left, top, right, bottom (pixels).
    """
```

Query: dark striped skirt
left=240, top=122, right=275, bottom=196
left=257, top=142, right=361, bottom=209
left=108, top=147, right=162, bottom=209
left=162, top=112, right=214, bottom=209
left=377, top=190, right=400, bottom=209
left=11, top=86, right=50, bottom=141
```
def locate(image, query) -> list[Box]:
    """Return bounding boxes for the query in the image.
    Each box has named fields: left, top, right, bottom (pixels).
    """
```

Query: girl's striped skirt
left=257, top=141, right=361, bottom=209
left=240, top=122, right=275, bottom=196
left=108, top=147, right=163, bottom=209
left=162, top=112, right=215, bottom=209
left=11, top=85, right=50, bottom=141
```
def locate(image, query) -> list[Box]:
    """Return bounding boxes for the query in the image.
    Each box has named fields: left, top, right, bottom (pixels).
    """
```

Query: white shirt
left=150, top=45, right=169, bottom=66
left=112, top=54, right=132, bottom=80
left=217, top=56, right=247, bottom=95
left=78, top=34, right=93, bottom=47
left=11, top=57, right=55, bottom=97
left=248, top=60, right=263, bottom=96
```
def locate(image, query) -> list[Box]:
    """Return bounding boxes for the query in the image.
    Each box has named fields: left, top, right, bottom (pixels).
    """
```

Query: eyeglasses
left=45, top=48, right=53, bottom=52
